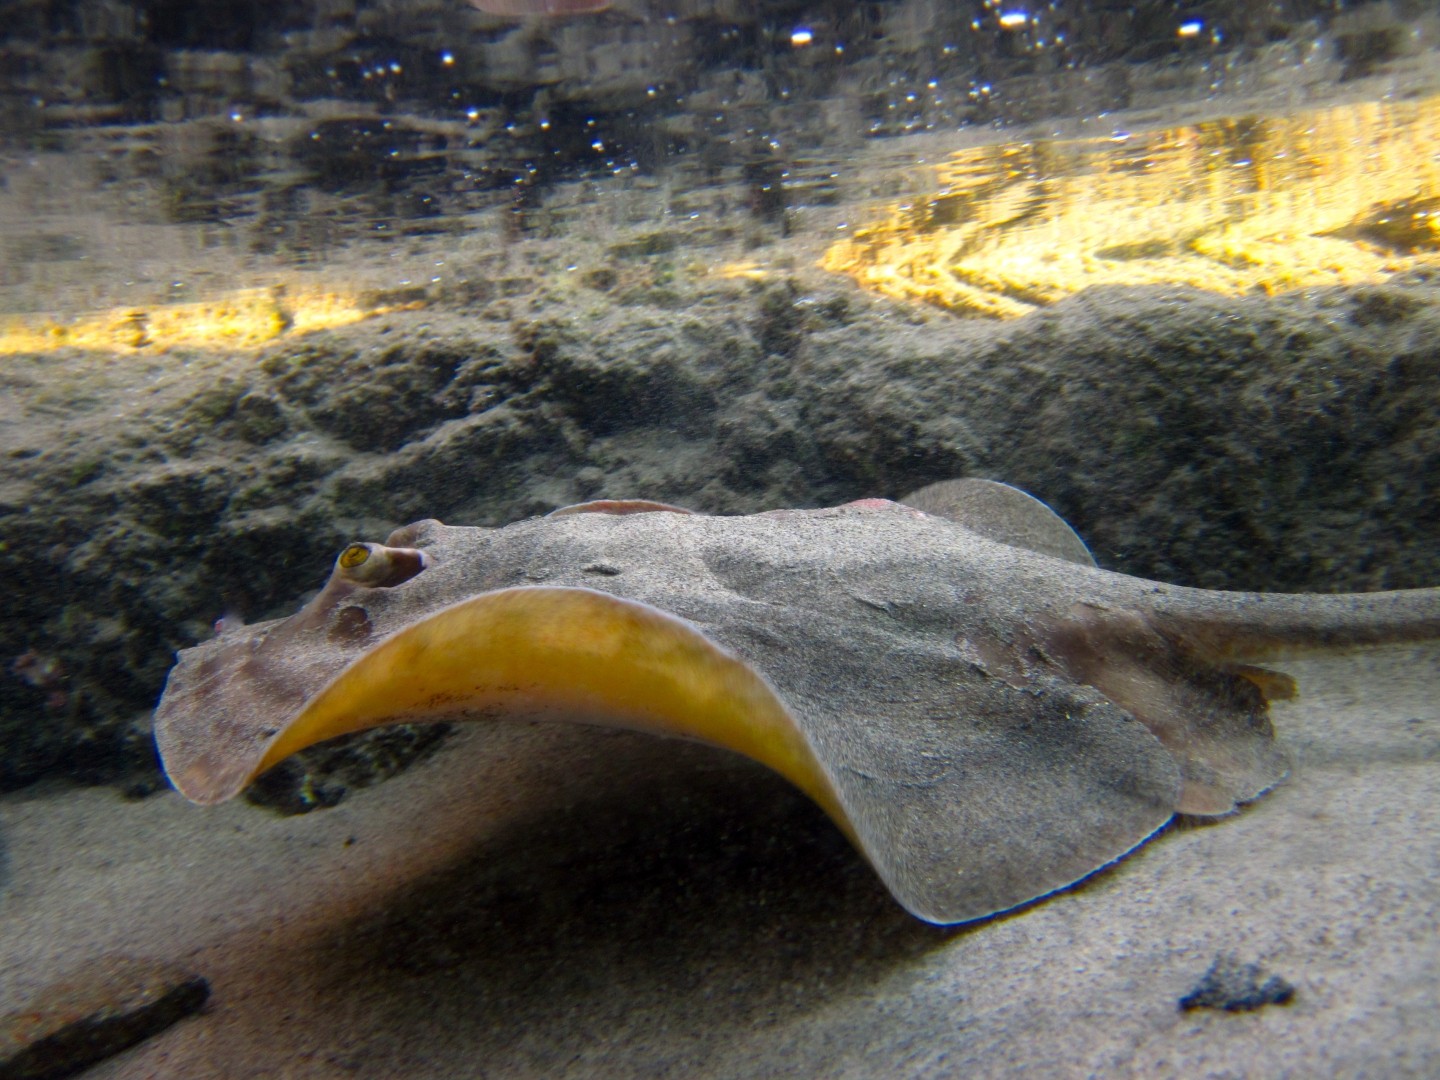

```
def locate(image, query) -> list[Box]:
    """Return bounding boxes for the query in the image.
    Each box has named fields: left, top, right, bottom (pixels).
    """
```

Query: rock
left=1179, top=954, right=1297, bottom=1013
left=0, top=955, right=209, bottom=1080
left=244, top=722, right=454, bottom=816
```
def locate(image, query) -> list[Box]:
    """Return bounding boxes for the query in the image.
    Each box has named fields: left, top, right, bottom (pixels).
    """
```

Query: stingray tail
left=1144, top=585, right=1440, bottom=662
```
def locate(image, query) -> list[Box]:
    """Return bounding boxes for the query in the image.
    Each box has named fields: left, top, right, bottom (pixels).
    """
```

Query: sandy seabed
left=0, top=642, right=1436, bottom=1078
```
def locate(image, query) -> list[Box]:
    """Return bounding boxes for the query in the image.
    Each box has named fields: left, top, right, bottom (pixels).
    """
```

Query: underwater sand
left=1, top=642, right=1436, bottom=1078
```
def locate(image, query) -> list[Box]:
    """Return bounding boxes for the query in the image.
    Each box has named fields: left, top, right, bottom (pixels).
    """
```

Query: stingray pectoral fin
left=901, top=478, right=1096, bottom=567
left=249, top=586, right=852, bottom=836
left=801, top=680, right=1182, bottom=924
left=164, top=586, right=1188, bottom=925
left=1040, top=603, right=1292, bottom=816
left=1104, top=583, right=1440, bottom=813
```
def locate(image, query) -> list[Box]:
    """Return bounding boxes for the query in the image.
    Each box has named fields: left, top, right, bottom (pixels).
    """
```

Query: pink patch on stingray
left=547, top=499, right=693, bottom=518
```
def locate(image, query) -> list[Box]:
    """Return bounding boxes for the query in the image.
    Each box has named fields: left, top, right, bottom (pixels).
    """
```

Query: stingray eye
left=335, top=542, right=428, bottom=588
left=339, top=543, right=371, bottom=570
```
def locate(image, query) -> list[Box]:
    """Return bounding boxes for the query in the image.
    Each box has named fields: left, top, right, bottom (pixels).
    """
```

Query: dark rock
left=1179, top=954, right=1296, bottom=1012
left=233, top=392, right=289, bottom=445
left=0, top=955, right=209, bottom=1080
left=244, top=723, right=454, bottom=815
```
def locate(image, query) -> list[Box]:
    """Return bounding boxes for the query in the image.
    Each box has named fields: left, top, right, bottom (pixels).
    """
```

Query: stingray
left=153, top=480, right=1440, bottom=925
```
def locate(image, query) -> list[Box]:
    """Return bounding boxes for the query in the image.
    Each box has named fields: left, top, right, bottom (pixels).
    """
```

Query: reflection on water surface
left=824, top=94, right=1440, bottom=317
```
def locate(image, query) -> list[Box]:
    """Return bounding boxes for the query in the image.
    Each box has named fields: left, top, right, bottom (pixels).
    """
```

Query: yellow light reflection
left=0, top=287, right=417, bottom=355
left=822, top=96, right=1440, bottom=318
left=714, top=260, right=770, bottom=281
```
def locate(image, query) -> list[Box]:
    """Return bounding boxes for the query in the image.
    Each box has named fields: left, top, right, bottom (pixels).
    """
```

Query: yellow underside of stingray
left=255, top=586, right=852, bottom=838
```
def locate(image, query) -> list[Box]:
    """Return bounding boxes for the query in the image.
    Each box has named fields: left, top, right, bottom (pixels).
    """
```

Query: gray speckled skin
left=154, top=491, right=1440, bottom=924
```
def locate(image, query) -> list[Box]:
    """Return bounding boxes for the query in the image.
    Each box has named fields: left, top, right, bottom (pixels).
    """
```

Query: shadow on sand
left=294, top=735, right=963, bottom=1073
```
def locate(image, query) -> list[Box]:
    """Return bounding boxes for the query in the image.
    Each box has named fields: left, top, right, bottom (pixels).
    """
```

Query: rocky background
left=1, top=0, right=1437, bottom=800
left=4, top=274, right=1438, bottom=800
